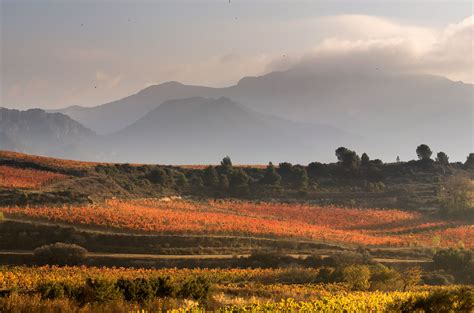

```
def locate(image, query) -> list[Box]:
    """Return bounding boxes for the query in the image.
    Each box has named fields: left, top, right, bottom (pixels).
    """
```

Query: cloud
left=95, top=71, right=123, bottom=89
left=268, top=15, right=473, bottom=83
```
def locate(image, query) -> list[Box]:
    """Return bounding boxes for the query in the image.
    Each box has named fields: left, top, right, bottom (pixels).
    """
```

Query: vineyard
left=0, top=266, right=472, bottom=312
left=2, top=199, right=472, bottom=248
left=0, top=165, right=67, bottom=189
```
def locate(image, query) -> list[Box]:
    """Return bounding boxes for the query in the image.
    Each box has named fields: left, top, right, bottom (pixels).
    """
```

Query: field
left=0, top=151, right=473, bottom=312
left=1, top=198, right=472, bottom=248
left=0, top=165, right=67, bottom=189
left=1, top=266, right=472, bottom=312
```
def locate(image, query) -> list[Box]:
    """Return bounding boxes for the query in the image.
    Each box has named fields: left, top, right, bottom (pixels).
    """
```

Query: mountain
left=0, top=108, right=97, bottom=158
left=55, top=69, right=473, bottom=161
left=54, top=82, right=219, bottom=135
left=106, top=97, right=356, bottom=164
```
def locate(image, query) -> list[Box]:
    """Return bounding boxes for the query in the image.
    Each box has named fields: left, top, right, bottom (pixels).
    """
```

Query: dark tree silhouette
left=416, top=144, right=433, bottom=160
left=335, top=147, right=360, bottom=170
left=203, top=166, right=218, bottom=187
left=361, top=153, right=370, bottom=167
left=260, top=162, right=281, bottom=186
left=465, top=153, right=474, bottom=169
left=436, top=152, right=449, bottom=165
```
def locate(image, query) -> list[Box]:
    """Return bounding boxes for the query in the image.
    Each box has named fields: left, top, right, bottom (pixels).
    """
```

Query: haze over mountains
left=54, top=68, right=473, bottom=162
left=1, top=68, right=473, bottom=163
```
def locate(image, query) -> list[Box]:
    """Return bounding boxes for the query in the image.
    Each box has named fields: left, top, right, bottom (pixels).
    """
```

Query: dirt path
left=0, top=250, right=432, bottom=264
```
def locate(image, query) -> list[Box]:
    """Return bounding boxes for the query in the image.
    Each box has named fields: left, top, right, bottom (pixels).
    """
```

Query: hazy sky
left=1, top=0, right=472, bottom=109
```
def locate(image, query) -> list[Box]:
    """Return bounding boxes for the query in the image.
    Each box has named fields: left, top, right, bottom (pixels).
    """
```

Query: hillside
left=0, top=108, right=97, bottom=159
left=107, top=97, right=355, bottom=164
left=55, top=70, right=474, bottom=162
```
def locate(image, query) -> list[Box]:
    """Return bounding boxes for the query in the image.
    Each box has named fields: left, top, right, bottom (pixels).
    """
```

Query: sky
left=1, top=0, right=473, bottom=109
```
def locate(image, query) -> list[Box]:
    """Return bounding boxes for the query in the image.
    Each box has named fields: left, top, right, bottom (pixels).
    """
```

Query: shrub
left=33, top=242, right=88, bottom=266
left=152, top=276, right=176, bottom=298
left=341, top=265, right=371, bottom=290
left=393, top=287, right=473, bottom=312
left=116, top=278, right=155, bottom=303
left=37, top=282, right=74, bottom=300
left=76, top=277, right=121, bottom=304
left=178, top=276, right=212, bottom=301
left=369, top=264, right=403, bottom=291
left=422, top=272, right=454, bottom=286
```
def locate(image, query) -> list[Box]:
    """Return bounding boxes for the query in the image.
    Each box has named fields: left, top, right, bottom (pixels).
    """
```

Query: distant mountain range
left=2, top=68, right=473, bottom=163
left=106, top=97, right=355, bottom=164
left=1, top=97, right=356, bottom=164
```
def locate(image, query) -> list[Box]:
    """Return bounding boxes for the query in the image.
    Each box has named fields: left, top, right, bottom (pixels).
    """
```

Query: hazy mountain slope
left=107, top=97, right=355, bottom=164
left=0, top=108, right=97, bottom=158
left=227, top=71, right=473, bottom=161
left=56, top=70, right=472, bottom=161
left=55, top=82, right=220, bottom=135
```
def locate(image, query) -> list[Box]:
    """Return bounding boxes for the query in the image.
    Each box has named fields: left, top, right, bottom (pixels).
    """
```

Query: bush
left=422, top=272, right=455, bottom=286
left=369, top=264, right=403, bottom=291
left=341, top=265, right=371, bottom=290
left=33, top=242, right=88, bottom=266
left=76, top=277, right=121, bottom=304
left=153, top=276, right=176, bottom=298
left=393, top=287, right=473, bottom=312
left=179, top=276, right=212, bottom=301
left=37, top=282, right=75, bottom=300
left=116, top=278, right=155, bottom=303
left=433, top=248, right=473, bottom=272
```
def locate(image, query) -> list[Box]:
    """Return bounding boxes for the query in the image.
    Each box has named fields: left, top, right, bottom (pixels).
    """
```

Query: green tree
left=203, top=166, right=218, bottom=187
left=416, top=144, right=433, bottom=160
left=436, top=152, right=449, bottom=165
left=220, top=156, right=232, bottom=169
left=369, top=264, right=403, bottom=291
left=174, top=172, right=188, bottom=188
left=218, top=174, right=229, bottom=190
left=229, top=169, right=249, bottom=189
left=361, top=153, right=370, bottom=167
left=260, top=162, right=281, bottom=186
left=335, top=147, right=360, bottom=170
left=341, top=265, right=371, bottom=290
left=148, top=168, right=170, bottom=185
left=465, top=153, right=474, bottom=169
left=439, top=175, right=474, bottom=216
left=292, top=166, right=309, bottom=189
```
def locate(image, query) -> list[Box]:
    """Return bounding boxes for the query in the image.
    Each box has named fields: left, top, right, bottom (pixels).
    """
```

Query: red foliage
left=2, top=199, right=472, bottom=248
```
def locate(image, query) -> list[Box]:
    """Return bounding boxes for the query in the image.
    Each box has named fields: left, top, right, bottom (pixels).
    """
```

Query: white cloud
left=268, top=15, right=473, bottom=83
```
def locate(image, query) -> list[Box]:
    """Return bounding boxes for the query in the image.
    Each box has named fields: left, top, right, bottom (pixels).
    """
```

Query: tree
left=260, top=162, right=281, bottom=186
left=416, top=144, right=433, bottom=160
left=439, top=174, right=474, bottom=216
left=220, top=156, right=232, bottom=169
left=436, top=152, right=449, bottom=165
left=401, top=267, right=422, bottom=291
left=218, top=174, right=229, bottom=190
left=203, top=166, right=218, bottom=187
left=229, top=169, right=249, bottom=190
left=396, top=156, right=401, bottom=163
left=361, top=153, right=370, bottom=167
left=147, top=168, right=170, bottom=186
left=335, top=147, right=360, bottom=170
left=277, top=162, right=293, bottom=177
left=307, top=161, right=328, bottom=178
left=335, top=147, right=349, bottom=162
left=465, top=153, right=474, bottom=169
left=341, top=265, right=371, bottom=290
left=174, top=172, right=188, bottom=188
left=292, top=166, right=309, bottom=189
